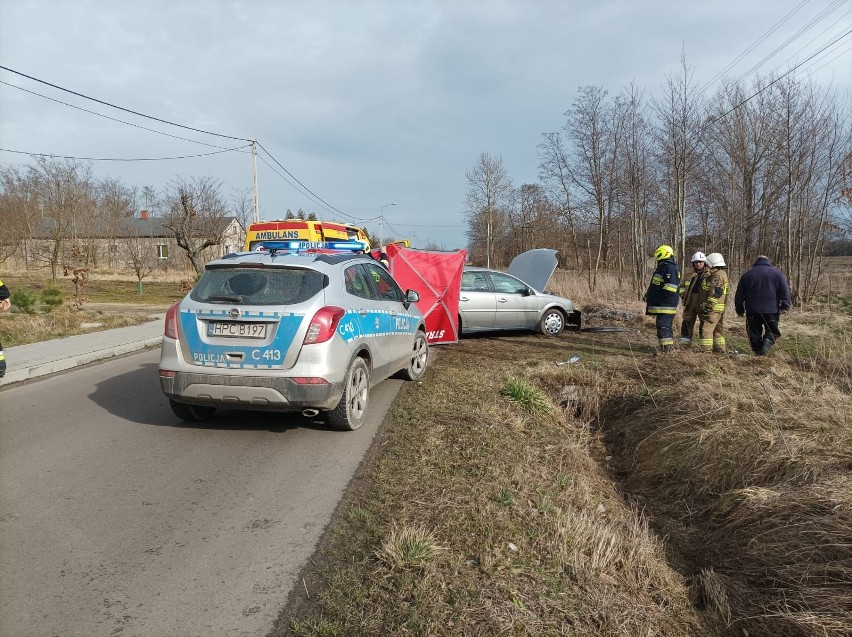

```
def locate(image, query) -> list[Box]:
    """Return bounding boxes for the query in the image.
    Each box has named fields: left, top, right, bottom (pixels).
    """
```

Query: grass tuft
left=502, top=377, right=553, bottom=416
left=376, top=525, right=440, bottom=571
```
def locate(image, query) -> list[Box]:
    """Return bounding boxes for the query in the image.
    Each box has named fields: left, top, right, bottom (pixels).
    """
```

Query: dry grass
left=602, top=335, right=852, bottom=637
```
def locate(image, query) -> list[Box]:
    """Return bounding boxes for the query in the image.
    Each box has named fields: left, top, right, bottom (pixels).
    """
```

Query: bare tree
left=97, top=177, right=137, bottom=268
left=651, top=54, right=704, bottom=270
left=564, top=85, right=626, bottom=291
left=230, top=186, right=253, bottom=250
left=621, top=83, right=654, bottom=297
left=538, top=132, right=583, bottom=270
left=464, top=152, right=513, bottom=267
left=0, top=165, right=34, bottom=265
left=30, top=157, right=95, bottom=281
left=161, top=176, right=231, bottom=274
left=118, top=221, right=160, bottom=294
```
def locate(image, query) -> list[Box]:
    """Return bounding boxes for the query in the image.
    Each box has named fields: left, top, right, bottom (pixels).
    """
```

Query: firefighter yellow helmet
left=705, top=252, right=726, bottom=268
left=654, top=244, right=674, bottom=261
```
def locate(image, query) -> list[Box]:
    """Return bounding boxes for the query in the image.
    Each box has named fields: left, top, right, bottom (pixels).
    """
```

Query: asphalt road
left=0, top=348, right=400, bottom=637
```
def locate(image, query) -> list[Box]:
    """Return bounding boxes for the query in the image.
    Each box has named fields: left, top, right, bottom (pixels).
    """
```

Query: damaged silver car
left=459, top=249, right=581, bottom=336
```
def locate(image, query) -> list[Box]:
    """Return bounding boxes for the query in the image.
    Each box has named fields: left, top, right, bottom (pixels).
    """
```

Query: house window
left=157, top=244, right=169, bottom=259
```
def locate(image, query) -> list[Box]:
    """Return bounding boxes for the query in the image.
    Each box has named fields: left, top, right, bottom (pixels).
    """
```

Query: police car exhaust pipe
left=302, top=408, right=320, bottom=418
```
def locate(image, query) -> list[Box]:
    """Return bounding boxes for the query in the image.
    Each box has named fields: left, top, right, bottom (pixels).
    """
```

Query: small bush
left=41, top=286, right=64, bottom=312
left=10, top=288, right=37, bottom=314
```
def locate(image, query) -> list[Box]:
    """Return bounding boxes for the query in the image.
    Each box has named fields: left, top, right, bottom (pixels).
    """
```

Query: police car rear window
left=191, top=267, right=325, bottom=305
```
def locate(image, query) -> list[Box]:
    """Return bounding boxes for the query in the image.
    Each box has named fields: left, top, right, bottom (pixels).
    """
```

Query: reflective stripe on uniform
left=647, top=306, right=677, bottom=314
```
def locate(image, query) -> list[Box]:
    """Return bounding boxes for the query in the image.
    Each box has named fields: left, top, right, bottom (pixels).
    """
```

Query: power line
left=256, top=154, right=341, bottom=218
left=805, top=41, right=852, bottom=74
left=255, top=141, right=359, bottom=221
left=0, top=79, right=244, bottom=151
left=732, top=0, right=847, bottom=85
left=0, top=65, right=389, bottom=230
left=700, top=0, right=812, bottom=95
left=0, top=145, right=251, bottom=162
left=0, top=64, right=252, bottom=142
left=702, top=25, right=852, bottom=133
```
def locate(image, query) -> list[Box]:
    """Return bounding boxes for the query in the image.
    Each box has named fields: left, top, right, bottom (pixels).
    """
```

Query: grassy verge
left=0, top=270, right=183, bottom=346
left=273, top=308, right=851, bottom=637
left=0, top=305, right=163, bottom=347
left=1, top=271, right=186, bottom=306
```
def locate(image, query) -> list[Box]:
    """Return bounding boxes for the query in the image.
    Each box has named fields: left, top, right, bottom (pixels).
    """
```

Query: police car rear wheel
left=169, top=399, right=216, bottom=422
left=400, top=330, right=428, bottom=381
left=540, top=309, right=565, bottom=336
left=327, top=357, right=370, bottom=431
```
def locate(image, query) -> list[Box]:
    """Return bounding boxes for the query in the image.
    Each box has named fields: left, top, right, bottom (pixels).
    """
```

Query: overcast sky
left=1, top=0, right=850, bottom=250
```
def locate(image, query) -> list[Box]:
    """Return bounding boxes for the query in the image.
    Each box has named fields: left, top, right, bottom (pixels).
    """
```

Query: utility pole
left=251, top=139, right=260, bottom=223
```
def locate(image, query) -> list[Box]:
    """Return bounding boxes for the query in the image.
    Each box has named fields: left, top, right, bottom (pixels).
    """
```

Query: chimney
left=140, top=210, right=149, bottom=220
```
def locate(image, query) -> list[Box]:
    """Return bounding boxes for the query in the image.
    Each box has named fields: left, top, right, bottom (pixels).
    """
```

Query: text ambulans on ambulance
left=245, top=219, right=371, bottom=252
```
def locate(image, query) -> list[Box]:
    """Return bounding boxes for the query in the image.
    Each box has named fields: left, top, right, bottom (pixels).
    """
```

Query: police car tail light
left=164, top=302, right=180, bottom=339
left=304, top=306, right=345, bottom=344
left=292, top=377, right=329, bottom=385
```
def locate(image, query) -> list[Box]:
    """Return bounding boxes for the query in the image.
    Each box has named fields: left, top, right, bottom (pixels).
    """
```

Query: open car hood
left=508, top=248, right=558, bottom=292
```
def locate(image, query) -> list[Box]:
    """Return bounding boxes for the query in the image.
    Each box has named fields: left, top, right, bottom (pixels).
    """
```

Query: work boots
left=756, top=337, right=773, bottom=356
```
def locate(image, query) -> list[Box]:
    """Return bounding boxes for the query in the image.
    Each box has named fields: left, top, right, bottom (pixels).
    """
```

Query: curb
left=1, top=336, right=163, bottom=386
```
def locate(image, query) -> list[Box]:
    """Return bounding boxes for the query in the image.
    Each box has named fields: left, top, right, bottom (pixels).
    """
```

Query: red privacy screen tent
left=385, top=244, right=467, bottom=344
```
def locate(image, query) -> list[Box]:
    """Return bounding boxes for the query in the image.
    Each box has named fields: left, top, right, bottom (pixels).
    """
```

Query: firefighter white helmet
left=705, top=252, right=726, bottom=268
left=690, top=251, right=707, bottom=263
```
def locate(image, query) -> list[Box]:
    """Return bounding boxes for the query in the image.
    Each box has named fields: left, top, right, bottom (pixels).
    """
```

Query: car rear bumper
left=159, top=371, right=344, bottom=412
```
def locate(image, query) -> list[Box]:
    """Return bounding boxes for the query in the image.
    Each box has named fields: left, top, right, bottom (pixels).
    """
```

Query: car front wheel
left=540, top=308, right=565, bottom=336
left=326, top=357, right=370, bottom=431
left=399, top=330, right=428, bottom=381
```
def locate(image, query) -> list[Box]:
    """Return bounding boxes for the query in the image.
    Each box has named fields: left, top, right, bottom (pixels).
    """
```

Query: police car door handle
left=498, top=298, right=508, bottom=303
left=460, top=296, right=469, bottom=302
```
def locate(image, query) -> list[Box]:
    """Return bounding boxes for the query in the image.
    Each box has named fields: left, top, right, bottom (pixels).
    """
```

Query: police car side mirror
left=404, top=289, right=420, bottom=309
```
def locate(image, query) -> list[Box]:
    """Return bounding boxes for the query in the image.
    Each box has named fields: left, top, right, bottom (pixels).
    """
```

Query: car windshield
left=191, top=267, right=325, bottom=305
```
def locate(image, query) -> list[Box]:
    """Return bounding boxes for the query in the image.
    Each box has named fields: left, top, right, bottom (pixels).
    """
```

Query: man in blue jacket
left=645, top=245, right=680, bottom=353
left=734, top=255, right=792, bottom=356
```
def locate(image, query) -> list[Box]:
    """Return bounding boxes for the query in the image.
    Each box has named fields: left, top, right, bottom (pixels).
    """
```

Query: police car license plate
left=208, top=321, right=268, bottom=338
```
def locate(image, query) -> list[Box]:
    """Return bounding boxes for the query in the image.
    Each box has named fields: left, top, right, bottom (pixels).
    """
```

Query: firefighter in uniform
left=0, top=278, right=10, bottom=378
left=678, top=251, right=707, bottom=346
left=696, top=252, right=729, bottom=353
left=645, top=245, right=680, bottom=352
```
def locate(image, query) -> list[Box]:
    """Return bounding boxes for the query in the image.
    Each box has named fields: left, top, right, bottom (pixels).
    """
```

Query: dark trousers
left=655, top=313, right=675, bottom=347
left=745, top=313, right=781, bottom=353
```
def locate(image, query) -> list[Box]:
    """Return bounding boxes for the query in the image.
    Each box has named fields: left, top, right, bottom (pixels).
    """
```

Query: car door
left=488, top=271, right=540, bottom=330
left=364, top=262, right=417, bottom=372
left=342, top=263, right=394, bottom=375
left=459, top=270, right=496, bottom=330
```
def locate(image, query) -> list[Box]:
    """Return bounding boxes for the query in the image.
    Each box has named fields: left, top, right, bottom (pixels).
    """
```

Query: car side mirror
left=404, top=289, right=420, bottom=309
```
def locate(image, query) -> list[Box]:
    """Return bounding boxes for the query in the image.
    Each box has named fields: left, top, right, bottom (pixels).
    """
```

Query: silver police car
left=158, top=245, right=428, bottom=430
